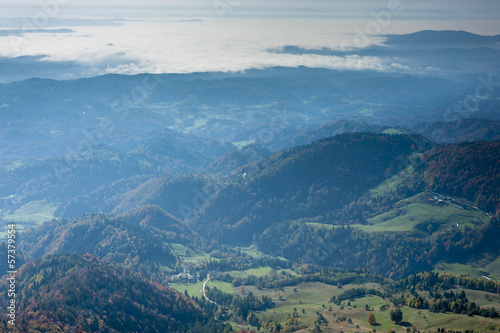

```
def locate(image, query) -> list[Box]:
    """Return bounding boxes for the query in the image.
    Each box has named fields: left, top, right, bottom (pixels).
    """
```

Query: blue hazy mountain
left=271, top=30, right=500, bottom=74
left=384, top=30, right=500, bottom=49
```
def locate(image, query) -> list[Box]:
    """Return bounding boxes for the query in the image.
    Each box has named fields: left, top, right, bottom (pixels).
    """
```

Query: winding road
left=202, top=274, right=217, bottom=304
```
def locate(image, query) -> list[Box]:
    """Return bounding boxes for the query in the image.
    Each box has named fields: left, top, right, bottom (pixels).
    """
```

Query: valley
left=0, top=30, right=499, bottom=332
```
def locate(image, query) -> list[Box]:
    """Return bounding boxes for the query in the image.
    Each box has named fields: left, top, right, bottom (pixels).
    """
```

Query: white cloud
left=390, top=63, right=410, bottom=70
left=0, top=18, right=495, bottom=77
left=0, top=19, right=392, bottom=74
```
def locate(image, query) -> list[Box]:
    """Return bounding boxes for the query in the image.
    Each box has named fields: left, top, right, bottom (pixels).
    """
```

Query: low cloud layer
left=0, top=18, right=497, bottom=80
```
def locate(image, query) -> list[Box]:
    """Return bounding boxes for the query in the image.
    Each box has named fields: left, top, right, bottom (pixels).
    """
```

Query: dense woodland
left=0, top=254, right=232, bottom=333
left=256, top=217, right=500, bottom=278
left=424, top=141, right=500, bottom=217
left=13, top=210, right=200, bottom=283
left=190, top=133, right=432, bottom=244
left=0, top=129, right=499, bottom=331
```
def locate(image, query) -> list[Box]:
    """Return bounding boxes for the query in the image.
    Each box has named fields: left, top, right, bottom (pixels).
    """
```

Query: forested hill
left=0, top=253, right=230, bottom=332
left=204, top=143, right=272, bottom=176
left=15, top=210, right=199, bottom=283
left=424, top=140, right=500, bottom=217
left=115, top=205, right=197, bottom=240
left=189, top=132, right=432, bottom=244
left=412, top=118, right=500, bottom=144
left=57, top=174, right=215, bottom=219
left=0, top=129, right=235, bottom=206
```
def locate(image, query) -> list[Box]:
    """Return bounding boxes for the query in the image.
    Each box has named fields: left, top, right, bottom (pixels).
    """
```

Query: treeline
left=256, top=218, right=500, bottom=278
left=405, top=290, right=498, bottom=318
left=202, top=255, right=293, bottom=273
left=255, top=221, right=431, bottom=278
left=215, top=267, right=384, bottom=290
left=204, top=288, right=274, bottom=326
left=394, top=271, right=500, bottom=294
left=330, top=287, right=385, bottom=303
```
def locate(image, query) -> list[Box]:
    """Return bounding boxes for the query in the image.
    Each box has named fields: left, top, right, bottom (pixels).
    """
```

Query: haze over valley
left=0, top=1, right=499, bottom=332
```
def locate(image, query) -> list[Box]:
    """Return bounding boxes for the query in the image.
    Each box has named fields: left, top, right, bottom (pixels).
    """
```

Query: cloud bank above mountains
left=0, top=19, right=401, bottom=78
left=0, top=0, right=498, bottom=80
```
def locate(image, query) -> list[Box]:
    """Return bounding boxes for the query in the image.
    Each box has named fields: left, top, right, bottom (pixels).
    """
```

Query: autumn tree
left=367, top=313, right=376, bottom=325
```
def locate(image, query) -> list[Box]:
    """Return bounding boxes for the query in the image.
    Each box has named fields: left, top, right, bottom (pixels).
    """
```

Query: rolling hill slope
left=189, top=132, right=432, bottom=244
left=0, top=253, right=230, bottom=332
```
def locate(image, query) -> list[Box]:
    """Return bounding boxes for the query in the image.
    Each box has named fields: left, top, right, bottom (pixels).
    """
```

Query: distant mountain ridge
left=411, top=118, right=500, bottom=143
left=384, top=30, right=500, bottom=49
left=204, top=144, right=272, bottom=175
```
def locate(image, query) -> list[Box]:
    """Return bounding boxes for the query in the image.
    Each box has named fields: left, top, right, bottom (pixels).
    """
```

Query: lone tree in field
left=367, top=313, right=376, bottom=325
left=390, top=307, right=403, bottom=323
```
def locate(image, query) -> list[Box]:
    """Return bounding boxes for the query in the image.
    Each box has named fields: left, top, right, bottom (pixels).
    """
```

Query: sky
left=0, top=0, right=499, bottom=78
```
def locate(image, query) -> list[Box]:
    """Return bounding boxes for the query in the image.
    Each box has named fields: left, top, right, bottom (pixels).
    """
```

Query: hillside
left=255, top=216, right=500, bottom=278
left=424, top=141, right=500, bottom=216
left=0, top=253, right=230, bottom=332
left=0, top=67, right=484, bottom=167
left=116, top=205, right=199, bottom=242
left=189, top=132, right=432, bottom=244
left=17, top=212, right=192, bottom=283
left=204, top=144, right=272, bottom=176
left=412, top=118, right=500, bottom=143
left=110, top=175, right=217, bottom=218
left=129, top=128, right=236, bottom=170
left=267, top=119, right=387, bottom=151
left=0, top=129, right=234, bottom=207
left=58, top=174, right=216, bottom=219
left=55, top=174, right=154, bottom=217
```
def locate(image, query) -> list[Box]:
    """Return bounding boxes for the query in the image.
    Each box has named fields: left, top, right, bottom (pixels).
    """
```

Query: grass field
left=169, top=243, right=190, bottom=256
left=435, top=257, right=500, bottom=281
left=228, top=266, right=274, bottom=278
left=169, top=243, right=216, bottom=265
left=382, top=128, right=404, bottom=135
left=4, top=200, right=57, bottom=223
left=294, top=293, right=500, bottom=333
left=305, top=222, right=335, bottom=230
left=239, top=245, right=265, bottom=258
left=365, top=195, right=489, bottom=234
left=483, top=257, right=500, bottom=281
left=369, top=165, right=416, bottom=198
left=233, top=140, right=256, bottom=148
left=216, top=279, right=500, bottom=332
left=255, top=282, right=385, bottom=329
left=4, top=160, right=23, bottom=171
left=168, top=266, right=500, bottom=332
left=306, top=197, right=489, bottom=236
left=1, top=200, right=58, bottom=237
left=455, top=287, right=500, bottom=309
left=434, top=262, right=481, bottom=277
